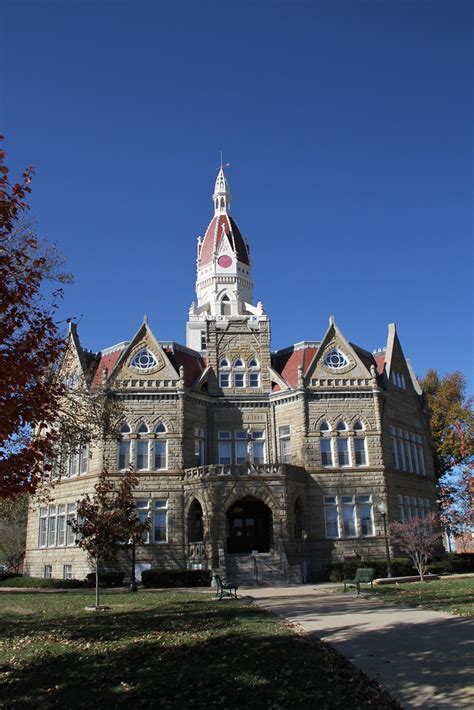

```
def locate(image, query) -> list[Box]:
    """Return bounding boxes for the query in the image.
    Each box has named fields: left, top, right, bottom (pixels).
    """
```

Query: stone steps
left=225, top=553, right=289, bottom=587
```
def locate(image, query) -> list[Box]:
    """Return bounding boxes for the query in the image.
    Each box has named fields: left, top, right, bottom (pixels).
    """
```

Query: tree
left=0, top=136, right=67, bottom=498
left=69, top=468, right=148, bottom=609
left=0, top=494, right=29, bottom=572
left=420, top=370, right=473, bottom=479
left=389, top=515, right=441, bottom=581
left=420, top=370, right=473, bottom=548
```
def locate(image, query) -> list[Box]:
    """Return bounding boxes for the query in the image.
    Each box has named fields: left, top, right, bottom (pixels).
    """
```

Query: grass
left=373, top=577, right=474, bottom=616
left=0, top=590, right=398, bottom=709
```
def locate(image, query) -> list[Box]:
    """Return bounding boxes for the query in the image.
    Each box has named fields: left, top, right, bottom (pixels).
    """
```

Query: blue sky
left=2, top=0, right=472, bottom=389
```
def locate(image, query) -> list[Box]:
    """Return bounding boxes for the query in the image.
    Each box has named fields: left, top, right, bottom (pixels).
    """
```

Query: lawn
left=0, top=590, right=398, bottom=709
left=373, top=577, right=474, bottom=616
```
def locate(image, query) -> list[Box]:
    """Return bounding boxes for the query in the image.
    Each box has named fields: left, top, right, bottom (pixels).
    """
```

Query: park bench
left=213, top=574, right=238, bottom=600
left=343, top=567, right=375, bottom=594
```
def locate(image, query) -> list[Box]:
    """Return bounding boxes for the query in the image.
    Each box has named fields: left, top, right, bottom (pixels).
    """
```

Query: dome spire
left=213, top=152, right=231, bottom=215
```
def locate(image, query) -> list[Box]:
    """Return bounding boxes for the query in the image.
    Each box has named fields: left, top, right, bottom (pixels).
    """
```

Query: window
left=154, top=440, right=167, bottom=470
left=320, top=422, right=333, bottom=466
left=155, top=422, right=166, bottom=433
left=135, top=499, right=168, bottom=543
left=131, top=348, right=157, bottom=370
left=218, top=430, right=265, bottom=464
left=63, top=565, right=73, bottom=580
left=252, top=430, right=266, bottom=464
left=324, top=496, right=339, bottom=538
left=57, top=505, right=66, bottom=546
left=44, top=565, right=52, bottom=579
left=354, top=437, right=367, bottom=466
left=137, top=423, right=149, bottom=434
left=194, top=427, right=205, bottom=466
left=358, top=495, right=374, bottom=536
left=324, top=348, right=348, bottom=369
left=336, top=421, right=347, bottom=431
left=248, top=357, right=260, bottom=387
left=48, top=506, right=57, bottom=547
left=234, top=358, right=245, bottom=387
left=66, top=503, right=76, bottom=546
left=337, top=438, right=350, bottom=466
left=119, top=440, right=131, bottom=470
left=200, top=331, right=206, bottom=351
left=391, top=371, right=406, bottom=389
left=39, top=507, right=47, bottom=547
left=279, top=426, right=291, bottom=463
left=136, top=440, right=149, bottom=470
left=219, top=358, right=231, bottom=388
left=79, top=444, right=88, bottom=474
left=218, top=431, right=232, bottom=464
left=221, top=295, right=231, bottom=316
left=342, top=496, right=357, bottom=536
left=398, top=495, right=430, bottom=521
left=390, top=426, right=425, bottom=474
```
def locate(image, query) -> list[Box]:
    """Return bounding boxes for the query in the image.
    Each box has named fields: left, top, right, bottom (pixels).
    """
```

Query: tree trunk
left=95, top=560, right=100, bottom=608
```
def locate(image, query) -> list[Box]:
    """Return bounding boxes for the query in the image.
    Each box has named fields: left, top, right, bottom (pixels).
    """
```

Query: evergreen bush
left=141, top=568, right=212, bottom=588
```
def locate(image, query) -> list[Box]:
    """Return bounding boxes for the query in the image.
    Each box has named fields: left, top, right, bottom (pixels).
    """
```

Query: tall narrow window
left=154, top=441, right=167, bottom=470
left=218, top=431, right=232, bottom=464
left=57, top=505, right=66, bottom=546
left=279, top=426, right=291, bottom=463
left=358, top=495, right=374, bottom=536
left=234, top=358, right=245, bottom=388
left=153, top=500, right=168, bottom=542
left=136, top=423, right=149, bottom=470
left=337, top=438, right=350, bottom=466
left=136, top=500, right=150, bottom=541
left=79, top=444, right=88, bottom=474
left=221, top=295, right=231, bottom=316
left=342, top=496, right=356, bottom=536
left=252, top=430, right=265, bottom=464
left=194, top=427, right=205, bottom=466
left=39, top=508, right=47, bottom=548
left=119, top=440, right=131, bottom=470
left=324, top=496, right=339, bottom=538
left=219, top=358, right=230, bottom=388
left=48, top=506, right=57, bottom=547
left=66, top=504, right=76, bottom=545
left=234, top=430, right=247, bottom=464
left=320, top=421, right=333, bottom=466
left=248, top=358, right=260, bottom=387
left=354, top=437, right=367, bottom=466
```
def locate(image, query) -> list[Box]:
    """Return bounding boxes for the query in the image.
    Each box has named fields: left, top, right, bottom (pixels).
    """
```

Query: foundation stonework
left=24, top=168, right=438, bottom=583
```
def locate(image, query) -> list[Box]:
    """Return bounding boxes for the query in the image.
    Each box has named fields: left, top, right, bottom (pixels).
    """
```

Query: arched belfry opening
left=226, top=496, right=273, bottom=553
left=188, top=499, right=204, bottom=542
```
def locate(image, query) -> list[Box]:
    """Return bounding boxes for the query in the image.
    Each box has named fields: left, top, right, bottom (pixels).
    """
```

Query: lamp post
left=377, top=502, right=392, bottom=578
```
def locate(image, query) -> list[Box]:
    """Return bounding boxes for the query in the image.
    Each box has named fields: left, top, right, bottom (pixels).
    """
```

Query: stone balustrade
left=183, top=462, right=305, bottom=480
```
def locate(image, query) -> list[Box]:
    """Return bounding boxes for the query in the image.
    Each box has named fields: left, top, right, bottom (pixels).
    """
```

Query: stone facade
left=24, top=169, right=438, bottom=583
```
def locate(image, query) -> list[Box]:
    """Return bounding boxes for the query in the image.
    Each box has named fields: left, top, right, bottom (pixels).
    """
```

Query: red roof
left=199, top=214, right=249, bottom=266
left=374, top=354, right=385, bottom=375
left=272, top=346, right=319, bottom=390
left=91, top=349, right=123, bottom=388
left=164, top=347, right=206, bottom=387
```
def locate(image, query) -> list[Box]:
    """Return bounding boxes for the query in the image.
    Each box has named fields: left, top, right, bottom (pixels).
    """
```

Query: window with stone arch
left=154, top=422, right=168, bottom=470
left=319, top=421, right=333, bottom=467
left=353, top=420, right=368, bottom=466
left=233, top=357, right=245, bottom=388
left=136, top=423, right=150, bottom=471
left=336, top=421, right=350, bottom=466
left=219, top=358, right=231, bottom=388
left=221, top=294, right=231, bottom=316
left=118, top=423, right=131, bottom=471
left=248, top=357, right=260, bottom=388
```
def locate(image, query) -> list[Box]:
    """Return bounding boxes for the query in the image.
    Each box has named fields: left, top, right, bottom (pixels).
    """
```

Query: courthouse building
left=24, top=168, right=438, bottom=583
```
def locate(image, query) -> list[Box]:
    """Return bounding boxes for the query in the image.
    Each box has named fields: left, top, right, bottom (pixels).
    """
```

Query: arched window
left=248, top=357, right=260, bottom=387
left=353, top=421, right=367, bottom=465
left=136, top=423, right=149, bottom=471
left=336, top=421, right=350, bottom=466
left=219, top=357, right=231, bottom=388
left=118, top=423, right=131, bottom=471
left=234, top=356, right=245, bottom=388
left=188, top=499, right=204, bottom=542
left=320, top=421, right=333, bottom=466
left=154, top=422, right=168, bottom=470
left=221, top=294, right=231, bottom=316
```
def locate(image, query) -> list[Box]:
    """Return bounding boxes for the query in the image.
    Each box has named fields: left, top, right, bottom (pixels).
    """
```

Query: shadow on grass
left=0, top=594, right=399, bottom=709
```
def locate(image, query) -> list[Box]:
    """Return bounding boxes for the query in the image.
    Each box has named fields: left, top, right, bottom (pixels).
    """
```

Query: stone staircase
left=224, top=552, right=297, bottom=587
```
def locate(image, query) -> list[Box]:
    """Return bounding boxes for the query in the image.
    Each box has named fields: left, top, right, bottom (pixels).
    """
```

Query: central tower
left=186, top=167, right=266, bottom=351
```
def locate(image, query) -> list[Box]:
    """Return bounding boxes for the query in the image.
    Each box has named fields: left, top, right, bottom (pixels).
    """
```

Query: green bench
left=213, top=574, right=238, bottom=600
left=343, top=568, right=375, bottom=594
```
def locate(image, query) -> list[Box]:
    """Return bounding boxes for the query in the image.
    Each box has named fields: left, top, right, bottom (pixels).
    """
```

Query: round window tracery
left=131, top=348, right=157, bottom=370
left=323, top=348, right=348, bottom=369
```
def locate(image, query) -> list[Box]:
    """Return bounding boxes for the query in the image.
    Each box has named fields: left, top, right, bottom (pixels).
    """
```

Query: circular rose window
left=218, top=255, right=232, bottom=268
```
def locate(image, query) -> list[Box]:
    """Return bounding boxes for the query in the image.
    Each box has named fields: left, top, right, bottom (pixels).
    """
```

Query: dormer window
left=131, top=349, right=157, bottom=370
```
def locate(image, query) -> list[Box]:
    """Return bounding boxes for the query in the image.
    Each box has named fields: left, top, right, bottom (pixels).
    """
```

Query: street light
left=377, top=502, right=392, bottom=578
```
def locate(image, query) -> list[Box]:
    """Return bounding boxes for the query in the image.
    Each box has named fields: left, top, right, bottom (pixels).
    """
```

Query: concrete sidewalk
left=243, top=585, right=474, bottom=709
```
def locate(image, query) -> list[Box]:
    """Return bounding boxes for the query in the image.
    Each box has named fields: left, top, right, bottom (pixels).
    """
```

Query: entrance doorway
left=226, top=497, right=273, bottom=553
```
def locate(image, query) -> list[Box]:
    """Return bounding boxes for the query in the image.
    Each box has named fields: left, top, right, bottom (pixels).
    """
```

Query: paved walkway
left=243, top=584, right=474, bottom=709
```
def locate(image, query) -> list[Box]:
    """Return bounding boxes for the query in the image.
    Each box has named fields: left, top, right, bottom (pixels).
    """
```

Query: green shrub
left=141, top=568, right=212, bottom=588
left=0, top=576, right=85, bottom=589
left=85, top=571, right=125, bottom=588
left=0, top=572, right=22, bottom=583
left=327, top=557, right=416, bottom=582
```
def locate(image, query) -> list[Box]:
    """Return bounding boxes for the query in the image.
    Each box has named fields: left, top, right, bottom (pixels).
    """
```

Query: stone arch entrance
left=188, top=499, right=204, bottom=542
left=226, top=496, right=273, bottom=553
